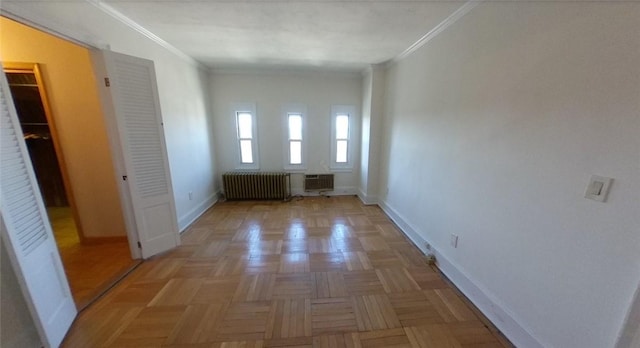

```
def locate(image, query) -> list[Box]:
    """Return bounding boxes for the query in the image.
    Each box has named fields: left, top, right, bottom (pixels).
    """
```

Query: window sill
left=329, top=167, right=353, bottom=173
left=234, top=166, right=260, bottom=171
left=284, top=166, right=307, bottom=173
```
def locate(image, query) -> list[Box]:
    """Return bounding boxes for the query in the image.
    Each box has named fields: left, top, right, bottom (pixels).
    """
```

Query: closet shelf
left=8, top=83, right=39, bottom=87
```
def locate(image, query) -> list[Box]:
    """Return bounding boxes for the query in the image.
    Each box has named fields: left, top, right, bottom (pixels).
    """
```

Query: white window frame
left=283, top=104, right=307, bottom=171
left=330, top=105, right=355, bottom=171
left=232, top=102, right=259, bottom=170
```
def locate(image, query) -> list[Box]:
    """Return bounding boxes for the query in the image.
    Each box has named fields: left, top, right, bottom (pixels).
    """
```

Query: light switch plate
left=585, top=175, right=613, bottom=202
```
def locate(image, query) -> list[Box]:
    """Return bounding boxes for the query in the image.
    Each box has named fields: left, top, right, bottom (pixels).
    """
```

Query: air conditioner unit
left=304, top=174, right=334, bottom=191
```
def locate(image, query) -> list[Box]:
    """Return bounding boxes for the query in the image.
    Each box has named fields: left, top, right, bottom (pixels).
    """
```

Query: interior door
left=97, top=50, right=180, bottom=258
left=0, top=68, right=76, bottom=347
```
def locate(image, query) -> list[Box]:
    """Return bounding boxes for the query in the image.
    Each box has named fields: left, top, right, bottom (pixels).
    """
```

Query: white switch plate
left=585, top=175, right=612, bottom=202
left=450, top=234, right=458, bottom=248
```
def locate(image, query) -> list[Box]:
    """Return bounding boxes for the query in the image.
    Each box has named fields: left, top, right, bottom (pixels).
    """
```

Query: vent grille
left=223, top=172, right=290, bottom=200
left=304, top=174, right=334, bottom=191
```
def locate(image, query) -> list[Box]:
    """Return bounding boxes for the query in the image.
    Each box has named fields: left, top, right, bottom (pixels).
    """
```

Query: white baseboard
left=357, top=189, right=378, bottom=205
left=378, top=200, right=431, bottom=254
left=378, top=199, right=544, bottom=348
left=291, top=186, right=357, bottom=197
left=178, top=191, right=219, bottom=232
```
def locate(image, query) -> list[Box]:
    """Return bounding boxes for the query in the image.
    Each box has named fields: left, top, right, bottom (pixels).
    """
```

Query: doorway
left=3, top=60, right=139, bottom=310
left=1, top=14, right=184, bottom=347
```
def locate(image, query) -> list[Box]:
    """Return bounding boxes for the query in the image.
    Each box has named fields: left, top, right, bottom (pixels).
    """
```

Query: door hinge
left=137, top=241, right=142, bottom=249
left=104, top=77, right=110, bottom=87
left=122, top=175, right=127, bottom=181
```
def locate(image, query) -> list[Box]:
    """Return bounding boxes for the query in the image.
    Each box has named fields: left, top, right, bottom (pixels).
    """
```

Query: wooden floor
left=48, top=207, right=140, bottom=309
left=62, top=196, right=511, bottom=347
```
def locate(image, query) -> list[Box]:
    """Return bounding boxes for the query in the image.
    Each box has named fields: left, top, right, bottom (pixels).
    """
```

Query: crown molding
left=389, top=0, right=482, bottom=67
left=85, top=0, right=205, bottom=69
left=210, top=65, right=363, bottom=77
left=1, top=8, right=107, bottom=50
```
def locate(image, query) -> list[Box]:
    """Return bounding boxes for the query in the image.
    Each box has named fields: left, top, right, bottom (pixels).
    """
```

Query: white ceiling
left=3, top=0, right=466, bottom=71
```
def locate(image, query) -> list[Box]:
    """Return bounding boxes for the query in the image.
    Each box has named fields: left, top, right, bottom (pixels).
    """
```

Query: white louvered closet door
left=0, top=69, right=76, bottom=347
left=101, top=51, right=180, bottom=258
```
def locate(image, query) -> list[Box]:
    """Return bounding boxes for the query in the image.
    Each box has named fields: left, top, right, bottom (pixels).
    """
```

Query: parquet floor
left=62, top=196, right=512, bottom=348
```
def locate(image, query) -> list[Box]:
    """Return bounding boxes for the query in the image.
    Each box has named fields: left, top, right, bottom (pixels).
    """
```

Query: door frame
left=2, top=62, right=86, bottom=243
left=1, top=13, right=181, bottom=346
left=1, top=20, right=180, bottom=262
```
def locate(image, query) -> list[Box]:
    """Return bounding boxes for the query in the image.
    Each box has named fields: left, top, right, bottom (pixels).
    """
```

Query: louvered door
left=100, top=51, right=180, bottom=258
left=0, top=69, right=76, bottom=347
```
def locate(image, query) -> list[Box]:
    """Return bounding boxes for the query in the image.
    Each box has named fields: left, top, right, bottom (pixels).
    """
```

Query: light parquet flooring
left=62, top=196, right=512, bottom=348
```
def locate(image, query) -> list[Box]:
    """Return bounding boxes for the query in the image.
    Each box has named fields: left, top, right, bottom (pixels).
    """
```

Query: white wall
left=379, top=2, right=640, bottom=348
left=359, top=69, right=372, bottom=197
left=210, top=70, right=362, bottom=193
left=359, top=65, right=385, bottom=204
left=2, top=3, right=218, bottom=231
left=617, top=283, right=640, bottom=348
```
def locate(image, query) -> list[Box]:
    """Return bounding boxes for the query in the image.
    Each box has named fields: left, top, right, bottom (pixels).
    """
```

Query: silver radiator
left=223, top=172, right=291, bottom=200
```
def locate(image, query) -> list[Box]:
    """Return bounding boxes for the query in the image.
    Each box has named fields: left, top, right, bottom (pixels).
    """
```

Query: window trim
left=232, top=102, right=259, bottom=170
left=282, top=104, right=307, bottom=171
left=330, top=105, right=355, bottom=171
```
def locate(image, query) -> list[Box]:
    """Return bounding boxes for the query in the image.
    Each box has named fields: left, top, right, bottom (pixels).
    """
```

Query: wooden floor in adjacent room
left=48, top=207, right=140, bottom=310
left=61, top=196, right=512, bottom=347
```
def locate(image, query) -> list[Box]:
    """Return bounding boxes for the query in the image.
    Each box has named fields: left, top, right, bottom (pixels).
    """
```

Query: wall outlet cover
left=585, top=175, right=613, bottom=202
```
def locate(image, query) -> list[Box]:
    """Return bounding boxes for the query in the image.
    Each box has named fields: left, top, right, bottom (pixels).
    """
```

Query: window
left=335, top=114, right=349, bottom=163
left=233, top=103, right=258, bottom=169
left=237, top=112, right=254, bottom=163
left=331, top=105, right=355, bottom=170
left=288, top=113, right=303, bottom=164
left=283, top=104, right=307, bottom=170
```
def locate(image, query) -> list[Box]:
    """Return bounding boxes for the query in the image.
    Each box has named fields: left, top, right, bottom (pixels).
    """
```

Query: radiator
left=223, top=172, right=291, bottom=200
left=304, top=174, right=334, bottom=191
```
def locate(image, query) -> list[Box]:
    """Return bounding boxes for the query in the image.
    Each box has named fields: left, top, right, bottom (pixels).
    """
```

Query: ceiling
left=2, top=0, right=467, bottom=71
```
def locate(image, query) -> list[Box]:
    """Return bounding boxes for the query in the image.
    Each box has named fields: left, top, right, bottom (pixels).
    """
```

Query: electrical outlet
left=425, top=254, right=436, bottom=266
left=188, top=191, right=193, bottom=200
left=450, top=234, right=458, bottom=248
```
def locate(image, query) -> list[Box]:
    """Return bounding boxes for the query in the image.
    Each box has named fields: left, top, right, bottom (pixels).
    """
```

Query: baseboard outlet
left=178, top=191, right=219, bottom=232
left=378, top=199, right=544, bottom=348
